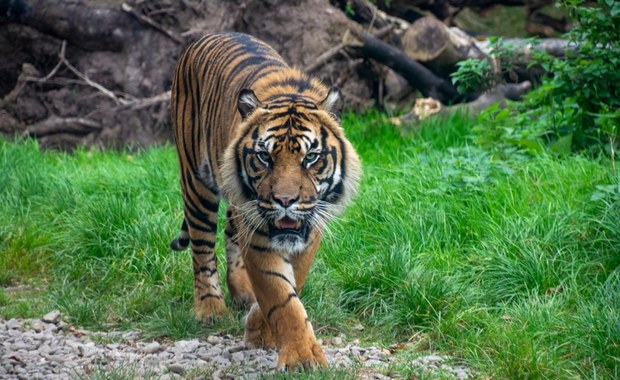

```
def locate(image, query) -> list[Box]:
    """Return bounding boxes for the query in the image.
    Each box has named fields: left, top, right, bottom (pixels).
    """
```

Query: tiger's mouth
left=269, top=216, right=307, bottom=238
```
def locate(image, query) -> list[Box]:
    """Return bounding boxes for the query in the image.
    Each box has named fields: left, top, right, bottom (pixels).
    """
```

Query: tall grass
left=1, top=112, right=618, bottom=378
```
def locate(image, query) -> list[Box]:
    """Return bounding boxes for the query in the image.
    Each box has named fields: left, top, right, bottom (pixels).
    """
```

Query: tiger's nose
left=273, top=194, right=299, bottom=207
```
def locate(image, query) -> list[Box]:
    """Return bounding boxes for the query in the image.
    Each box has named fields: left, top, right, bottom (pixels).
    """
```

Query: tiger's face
left=220, top=88, right=361, bottom=253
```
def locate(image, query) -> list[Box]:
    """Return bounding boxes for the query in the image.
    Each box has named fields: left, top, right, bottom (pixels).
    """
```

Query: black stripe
left=253, top=228, right=269, bottom=237
left=261, top=270, right=298, bottom=294
left=200, top=294, right=223, bottom=301
left=267, top=293, right=298, bottom=320
left=234, top=142, right=258, bottom=202
left=267, top=77, right=313, bottom=92
left=193, top=256, right=216, bottom=265
left=184, top=199, right=217, bottom=230
left=195, top=266, right=217, bottom=275
left=185, top=213, right=217, bottom=233
left=181, top=55, right=198, bottom=173
left=191, top=239, right=216, bottom=249
left=245, top=67, right=282, bottom=87
left=192, top=249, right=215, bottom=255
left=188, top=57, right=201, bottom=172
left=186, top=168, right=219, bottom=213
left=229, top=57, right=285, bottom=83
left=250, top=244, right=269, bottom=252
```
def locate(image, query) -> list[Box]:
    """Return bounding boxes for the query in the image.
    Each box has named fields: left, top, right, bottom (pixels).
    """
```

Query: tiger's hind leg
left=224, top=208, right=256, bottom=308
left=181, top=169, right=225, bottom=321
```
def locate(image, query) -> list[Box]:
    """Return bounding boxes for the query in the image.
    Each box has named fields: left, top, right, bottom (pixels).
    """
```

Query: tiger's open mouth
left=269, top=216, right=307, bottom=238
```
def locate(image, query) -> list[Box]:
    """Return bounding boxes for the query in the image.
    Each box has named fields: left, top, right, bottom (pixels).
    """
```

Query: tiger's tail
left=170, top=219, right=190, bottom=251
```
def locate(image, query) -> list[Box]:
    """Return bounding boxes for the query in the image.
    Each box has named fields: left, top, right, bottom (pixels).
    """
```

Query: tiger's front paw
left=194, top=297, right=225, bottom=323
left=243, top=303, right=276, bottom=349
left=277, top=338, right=327, bottom=370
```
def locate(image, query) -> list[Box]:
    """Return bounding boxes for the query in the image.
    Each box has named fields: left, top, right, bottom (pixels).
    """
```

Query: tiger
left=169, top=32, right=361, bottom=369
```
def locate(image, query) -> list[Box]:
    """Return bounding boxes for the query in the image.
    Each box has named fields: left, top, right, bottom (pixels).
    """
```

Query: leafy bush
left=452, top=37, right=525, bottom=95
left=531, top=0, right=620, bottom=152
left=455, top=0, right=620, bottom=155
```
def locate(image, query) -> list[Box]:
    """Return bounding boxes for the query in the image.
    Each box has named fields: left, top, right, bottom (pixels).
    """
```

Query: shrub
left=455, top=0, right=620, bottom=155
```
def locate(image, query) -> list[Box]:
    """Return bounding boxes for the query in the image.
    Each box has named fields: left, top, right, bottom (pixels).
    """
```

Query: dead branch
left=59, top=48, right=135, bottom=105
left=304, top=44, right=346, bottom=73
left=120, top=91, right=171, bottom=110
left=20, top=41, right=135, bottom=106
left=15, top=40, right=170, bottom=120
left=121, top=3, right=183, bottom=44
left=331, top=0, right=410, bottom=33
left=23, top=116, right=102, bottom=137
left=304, top=25, right=393, bottom=73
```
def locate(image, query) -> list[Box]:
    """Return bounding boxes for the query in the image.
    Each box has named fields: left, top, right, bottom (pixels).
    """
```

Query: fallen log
left=402, top=15, right=486, bottom=77
left=390, top=81, right=532, bottom=127
left=22, top=116, right=102, bottom=138
left=0, top=0, right=137, bottom=51
left=344, top=24, right=464, bottom=104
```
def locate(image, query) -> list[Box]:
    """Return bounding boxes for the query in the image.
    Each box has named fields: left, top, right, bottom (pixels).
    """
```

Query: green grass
left=1, top=112, right=619, bottom=378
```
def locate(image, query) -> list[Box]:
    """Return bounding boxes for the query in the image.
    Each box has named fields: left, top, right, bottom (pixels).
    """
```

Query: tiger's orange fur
left=170, top=32, right=361, bottom=369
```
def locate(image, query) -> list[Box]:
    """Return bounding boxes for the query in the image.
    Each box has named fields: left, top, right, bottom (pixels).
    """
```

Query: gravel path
left=1, top=311, right=470, bottom=379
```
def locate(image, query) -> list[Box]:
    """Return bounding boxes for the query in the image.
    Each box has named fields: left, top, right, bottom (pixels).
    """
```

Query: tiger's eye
left=257, top=151, right=271, bottom=164
left=304, top=152, right=320, bottom=166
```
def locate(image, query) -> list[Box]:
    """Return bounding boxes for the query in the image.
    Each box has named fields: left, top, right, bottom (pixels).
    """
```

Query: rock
left=212, top=356, right=231, bottom=368
left=211, top=369, right=224, bottom=380
left=231, top=351, right=245, bottom=363
left=57, top=321, right=70, bottom=331
left=6, top=318, right=22, bottom=329
left=206, top=335, right=224, bottom=345
left=227, top=345, right=245, bottom=353
left=42, top=310, right=61, bottom=323
left=331, top=336, right=344, bottom=346
left=168, top=363, right=185, bottom=374
left=30, top=320, right=45, bottom=332
left=174, top=339, right=199, bottom=353
left=142, top=341, right=162, bottom=354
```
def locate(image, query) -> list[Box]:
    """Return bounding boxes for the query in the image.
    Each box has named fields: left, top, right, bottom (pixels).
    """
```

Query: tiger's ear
left=238, top=89, right=261, bottom=120
left=320, top=87, right=344, bottom=121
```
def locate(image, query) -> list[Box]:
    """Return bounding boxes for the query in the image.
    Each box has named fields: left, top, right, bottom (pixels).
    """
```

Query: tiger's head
left=220, top=86, right=361, bottom=253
